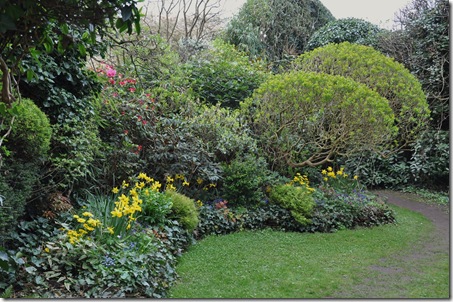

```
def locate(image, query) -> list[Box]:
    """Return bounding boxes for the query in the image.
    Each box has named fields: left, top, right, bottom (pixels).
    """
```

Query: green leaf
left=60, top=23, right=69, bottom=35
left=78, top=43, right=86, bottom=56
left=25, top=266, right=37, bottom=274
left=26, top=69, right=35, bottom=81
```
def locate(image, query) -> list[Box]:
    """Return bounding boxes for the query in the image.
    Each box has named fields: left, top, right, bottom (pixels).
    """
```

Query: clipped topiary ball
left=9, top=98, right=52, bottom=159
left=165, top=190, right=199, bottom=232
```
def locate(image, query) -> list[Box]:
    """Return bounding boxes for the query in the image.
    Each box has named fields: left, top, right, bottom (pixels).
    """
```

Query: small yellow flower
left=321, top=169, right=327, bottom=175
left=197, top=178, right=203, bottom=185
left=336, top=170, right=343, bottom=176
left=112, top=187, right=119, bottom=194
left=44, top=247, right=50, bottom=253
left=77, top=218, right=87, bottom=224
left=107, top=227, right=114, bottom=234
left=137, top=172, right=147, bottom=180
left=323, top=177, right=328, bottom=182
left=135, top=182, right=145, bottom=189
left=182, top=180, right=190, bottom=186
left=209, top=183, right=216, bottom=188
left=166, top=176, right=174, bottom=183
left=111, top=209, right=123, bottom=218
left=327, top=166, right=333, bottom=172
left=354, top=175, right=359, bottom=180
left=327, top=171, right=336, bottom=178
left=196, top=200, right=203, bottom=207
left=122, top=180, right=129, bottom=189
left=82, top=212, right=94, bottom=217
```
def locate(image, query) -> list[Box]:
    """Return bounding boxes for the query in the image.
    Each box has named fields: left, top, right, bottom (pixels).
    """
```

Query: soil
left=332, top=190, right=450, bottom=298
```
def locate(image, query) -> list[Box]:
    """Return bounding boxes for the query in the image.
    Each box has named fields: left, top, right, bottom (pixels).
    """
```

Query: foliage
left=1, top=213, right=191, bottom=297
left=49, top=116, right=104, bottom=193
left=409, top=130, right=449, bottom=185
left=165, top=190, right=199, bottom=232
left=379, top=0, right=449, bottom=130
left=194, top=201, right=303, bottom=240
left=223, top=0, right=335, bottom=63
left=185, top=103, right=258, bottom=163
left=8, top=98, right=51, bottom=159
left=184, top=39, right=268, bottom=108
left=401, top=186, right=449, bottom=205
left=103, top=32, right=185, bottom=90
left=269, top=180, right=315, bottom=225
left=292, top=42, right=430, bottom=147
left=305, top=18, right=384, bottom=51
left=242, top=71, right=396, bottom=169
left=342, top=151, right=412, bottom=188
left=308, top=190, right=396, bottom=233
left=219, top=154, right=283, bottom=207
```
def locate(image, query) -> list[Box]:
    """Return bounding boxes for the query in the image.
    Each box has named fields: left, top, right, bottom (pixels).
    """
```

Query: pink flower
left=119, top=81, right=126, bottom=86
left=106, top=68, right=117, bottom=78
left=129, top=87, right=136, bottom=93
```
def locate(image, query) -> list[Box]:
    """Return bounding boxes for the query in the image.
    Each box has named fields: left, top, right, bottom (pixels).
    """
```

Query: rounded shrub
left=292, top=42, right=430, bottom=146
left=9, top=98, right=52, bottom=159
left=305, top=18, right=383, bottom=51
left=219, top=154, right=282, bottom=207
left=165, top=190, right=199, bottom=232
left=242, top=71, right=396, bottom=169
left=184, top=39, right=268, bottom=108
left=269, top=184, right=315, bottom=225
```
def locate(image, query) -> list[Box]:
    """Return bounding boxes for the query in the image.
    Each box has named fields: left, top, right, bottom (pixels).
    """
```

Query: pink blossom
left=106, top=68, right=117, bottom=78
left=129, top=87, right=136, bottom=93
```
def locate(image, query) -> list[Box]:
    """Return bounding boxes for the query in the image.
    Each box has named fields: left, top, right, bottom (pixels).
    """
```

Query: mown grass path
left=169, top=191, right=450, bottom=298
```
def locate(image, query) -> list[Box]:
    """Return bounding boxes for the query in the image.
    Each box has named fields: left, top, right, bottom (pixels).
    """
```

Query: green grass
left=169, top=205, right=449, bottom=298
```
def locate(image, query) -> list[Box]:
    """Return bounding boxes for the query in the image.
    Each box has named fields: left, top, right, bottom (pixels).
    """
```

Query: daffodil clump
left=320, top=166, right=362, bottom=194
left=66, top=172, right=163, bottom=244
left=287, top=172, right=316, bottom=193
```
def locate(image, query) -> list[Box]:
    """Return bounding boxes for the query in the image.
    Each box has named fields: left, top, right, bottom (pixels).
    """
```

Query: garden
left=0, top=0, right=449, bottom=298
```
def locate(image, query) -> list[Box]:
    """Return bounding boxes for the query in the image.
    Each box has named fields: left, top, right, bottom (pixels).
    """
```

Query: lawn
left=169, top=205, right=449, bottom=298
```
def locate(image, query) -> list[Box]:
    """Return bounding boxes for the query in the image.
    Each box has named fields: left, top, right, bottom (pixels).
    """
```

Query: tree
left=305, top=18, right=384, bottom=51
left=0, top=0, right=141, bottom=106
left=292, top=42, right=430, bottom=149
left=379, top=0, right=449, bottom=130
left=223, top=0, right=335, bottom=63
left=242, top=71, right=397, bottom=169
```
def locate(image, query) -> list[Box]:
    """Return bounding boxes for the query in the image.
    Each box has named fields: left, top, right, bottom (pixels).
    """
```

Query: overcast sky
left=221, top=0, right=414, bottom=29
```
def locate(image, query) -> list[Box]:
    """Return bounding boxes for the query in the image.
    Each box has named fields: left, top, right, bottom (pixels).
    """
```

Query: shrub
left=184, top=39, right=268, bottom=108
left=8, top=98, right=51, bottom=159
left=269, top=183, right=315, bottom=225
left=292, top=42, right=430, bottom=147
left=165, top=190, right=199, bottom=232
left=219, top=155, right=283, bottom=207
left=185, top=103, right=258, bottom=163
left=305, top=18, right=383, bottom=51
left=242, top=71, right=396, bottom=170
left=341, top=151, right=411, bottom=188
left=308, top=190, right=396, bottom=232
left=410, top=130, right=449, bottom=186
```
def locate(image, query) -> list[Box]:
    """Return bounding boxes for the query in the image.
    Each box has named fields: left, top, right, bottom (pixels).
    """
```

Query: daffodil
left=112, top=187, right=119, bottom=194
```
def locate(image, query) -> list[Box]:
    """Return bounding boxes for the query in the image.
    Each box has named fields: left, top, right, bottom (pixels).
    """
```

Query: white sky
left=221, top=0, right=414, bottom=30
